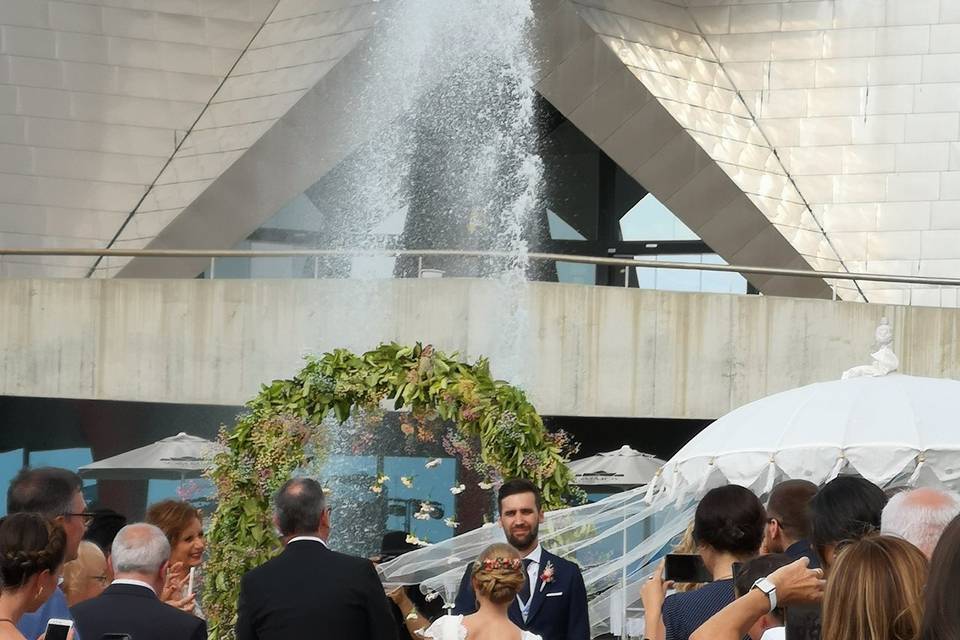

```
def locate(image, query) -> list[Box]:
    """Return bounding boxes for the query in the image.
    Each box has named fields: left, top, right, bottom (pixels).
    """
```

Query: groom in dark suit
left=235, top=477, right=397, bottom=640
left=453, top=479, right=589, bottom=640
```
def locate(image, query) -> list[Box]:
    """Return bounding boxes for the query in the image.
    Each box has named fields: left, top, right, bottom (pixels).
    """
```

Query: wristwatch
left=751, top=577, right=777, bottom=612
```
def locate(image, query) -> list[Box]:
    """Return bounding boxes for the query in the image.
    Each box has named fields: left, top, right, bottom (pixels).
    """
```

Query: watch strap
left=751, top=577, right=777, bottom=612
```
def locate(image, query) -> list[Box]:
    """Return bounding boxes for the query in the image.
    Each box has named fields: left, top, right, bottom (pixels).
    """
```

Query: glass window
left=29, top=448, right=97, bottom=501
left=0, top=450, right=24, bottom=513
left=556, top=262, right=596, bottom=285
left=147, top=478, right=216, bottom=511
left=633, top=254, right=748, bottom=294
left=700, top=254, right=749, bottom=294
left=547, top=210, right=587, bottom=241
left=620, top=194, right=698, bottom=241
left=383, top=456, right=458, bottom=545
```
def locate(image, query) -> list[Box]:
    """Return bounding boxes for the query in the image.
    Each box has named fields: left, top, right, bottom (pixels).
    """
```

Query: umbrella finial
left=841, top=317, right=899, bottom=380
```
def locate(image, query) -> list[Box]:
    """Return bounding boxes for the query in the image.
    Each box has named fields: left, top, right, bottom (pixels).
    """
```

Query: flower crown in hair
left=478, top=557, right=522, bottom=572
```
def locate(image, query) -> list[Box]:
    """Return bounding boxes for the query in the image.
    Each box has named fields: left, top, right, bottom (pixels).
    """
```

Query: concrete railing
left=3, top=247, right=960, bottom=288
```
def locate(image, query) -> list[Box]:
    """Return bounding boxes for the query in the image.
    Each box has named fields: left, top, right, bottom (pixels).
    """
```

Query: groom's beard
left=506, top=521, right=540, bottom=552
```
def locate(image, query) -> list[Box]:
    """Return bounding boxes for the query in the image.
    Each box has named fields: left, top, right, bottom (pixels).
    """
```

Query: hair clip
left=480, top=557, right=522, bottom=572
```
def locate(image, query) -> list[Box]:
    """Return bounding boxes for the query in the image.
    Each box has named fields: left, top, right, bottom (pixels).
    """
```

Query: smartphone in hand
left=663, top=554, right=713, bottom=583
left=44, top=618, right=73, bottom=640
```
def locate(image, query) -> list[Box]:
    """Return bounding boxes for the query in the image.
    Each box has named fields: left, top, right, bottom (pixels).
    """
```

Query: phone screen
left=663, top=554, right=713, bottom=583
left=44, top=620, right=72, bottom=640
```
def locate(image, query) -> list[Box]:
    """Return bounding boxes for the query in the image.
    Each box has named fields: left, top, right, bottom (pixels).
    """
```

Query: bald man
left=62, top=541, right=109, bottom=607
left=881, top=487, right=960, bottom=557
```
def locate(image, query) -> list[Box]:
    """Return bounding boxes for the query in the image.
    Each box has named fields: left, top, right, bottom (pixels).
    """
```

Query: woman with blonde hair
left=821, top=535, right=927, bottom=640
left=672, top=521, right=703, bottom=593
left=423, top=543, right=542, bottom=640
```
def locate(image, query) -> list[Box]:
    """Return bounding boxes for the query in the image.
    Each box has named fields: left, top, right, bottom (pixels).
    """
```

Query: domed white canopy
left=647, top=373, right=960, bottom=503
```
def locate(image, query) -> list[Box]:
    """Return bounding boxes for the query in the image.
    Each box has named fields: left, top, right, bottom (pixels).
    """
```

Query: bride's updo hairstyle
left=0, top=513, right=67, bottom=591
left=472, top=543, right=526, bottom=605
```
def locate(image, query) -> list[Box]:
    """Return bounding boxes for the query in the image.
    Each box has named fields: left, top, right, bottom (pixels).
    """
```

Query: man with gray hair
left=236, top=477, right=397, bottom=639
left=71, top=523, right=206, bottom=640
left=881, top=487, right=960, bottom=557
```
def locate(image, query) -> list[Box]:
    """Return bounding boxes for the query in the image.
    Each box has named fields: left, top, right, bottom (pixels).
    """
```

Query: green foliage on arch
left=203, top=342, right=579, bottom=639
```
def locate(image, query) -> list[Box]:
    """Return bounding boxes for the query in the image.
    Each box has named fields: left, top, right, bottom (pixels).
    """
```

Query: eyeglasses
left=62, top=512, right=97, bottom=526
left=89, top=575, right=109, bottom=585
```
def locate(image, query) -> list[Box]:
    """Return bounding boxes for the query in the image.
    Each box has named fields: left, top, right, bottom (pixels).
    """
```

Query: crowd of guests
left=642, top=478, right=960, bottom=640
left=5, top=463, right=960, bottom=640
left=0, top=469, right=585, bottom=640
left=0, top=467, right=207, bottom=640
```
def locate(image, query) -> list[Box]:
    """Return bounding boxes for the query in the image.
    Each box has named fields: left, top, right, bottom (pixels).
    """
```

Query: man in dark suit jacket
left=764, top=480, right=821, bottom=569
left=453, top=479, right=589, bottom=640
left=236, top=477, right=397, bottom=640
left=71, top=522, right=206, bottom=640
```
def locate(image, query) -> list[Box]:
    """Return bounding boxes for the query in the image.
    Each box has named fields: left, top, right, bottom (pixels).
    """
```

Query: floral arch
left=203, top=343, right=579, bottom=639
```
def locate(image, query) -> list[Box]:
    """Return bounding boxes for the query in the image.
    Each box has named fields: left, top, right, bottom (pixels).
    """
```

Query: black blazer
left=235, top=539, right=397, bottom=640
left=71, top=582, right=207, bottom=640
left=452, top=548, right=590, bottom=640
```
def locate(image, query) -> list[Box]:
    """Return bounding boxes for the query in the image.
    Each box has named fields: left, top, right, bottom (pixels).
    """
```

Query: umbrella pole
left=621, top=495, right=627, bottom=638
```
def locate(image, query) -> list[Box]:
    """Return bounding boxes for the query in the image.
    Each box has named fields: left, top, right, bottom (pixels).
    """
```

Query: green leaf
left=242, top=498, right=259, bottom=518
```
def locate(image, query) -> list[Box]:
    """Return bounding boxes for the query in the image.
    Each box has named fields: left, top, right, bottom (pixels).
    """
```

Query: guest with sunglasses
left=6, top=467, right=93, bottom=639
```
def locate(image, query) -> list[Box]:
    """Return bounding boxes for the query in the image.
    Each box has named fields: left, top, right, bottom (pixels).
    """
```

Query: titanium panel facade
left=567, top=0, right=960, bottom=305
left=5, top=0, right=960, bottom=307
left=0, top=0, right=376, bottom=277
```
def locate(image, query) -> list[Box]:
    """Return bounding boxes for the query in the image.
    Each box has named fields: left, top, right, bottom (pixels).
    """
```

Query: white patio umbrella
left=569, top=445, right=665, bottom=488
left=570, top=445, right=664, bottom=638
left=645, top=372, right=960, bottom=504
left=78, top=432, right=224, bottom=482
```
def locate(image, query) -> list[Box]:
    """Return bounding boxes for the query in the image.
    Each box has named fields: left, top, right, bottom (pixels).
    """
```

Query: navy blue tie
left=519, top=558, right=534, bottom=603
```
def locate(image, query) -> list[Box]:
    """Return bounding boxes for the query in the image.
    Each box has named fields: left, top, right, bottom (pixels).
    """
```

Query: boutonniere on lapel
left=539, top=561, right=556, bottom=592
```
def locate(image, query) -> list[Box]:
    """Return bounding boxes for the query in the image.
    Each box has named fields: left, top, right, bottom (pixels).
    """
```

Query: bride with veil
left=422, top=542, right=543, bottom=640
left=380, top=485, right=693, bottom=638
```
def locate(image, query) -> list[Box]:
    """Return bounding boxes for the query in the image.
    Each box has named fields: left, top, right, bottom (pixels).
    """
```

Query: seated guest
left=821, top=535, right=926, bottom=640
left=920, top=514, right=960, bottom=640
left=235, top=478, right=396, bottom=640
left=809, top=476, right=886, bottom=570
left=62, top=541, right=109, bottom=607
left=764, top=480, right=820, bottom=568
left=147, top=500, right=206, bottom=616
left=82, top=508, right=127, bottom=580
left=8, top=467, right=88, bottom=639
left=70, top=523, right=207, bottom=640
left=642, top=484, right=766, bottom=640
left=881, top=487, right=960, bottom=558
left=0, top=514, right=69, bottom=640
left=690, top=556, right=824, bottom=640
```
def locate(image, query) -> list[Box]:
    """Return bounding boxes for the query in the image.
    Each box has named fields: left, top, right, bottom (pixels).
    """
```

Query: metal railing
left=2, top=247, right=959, bottom=289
